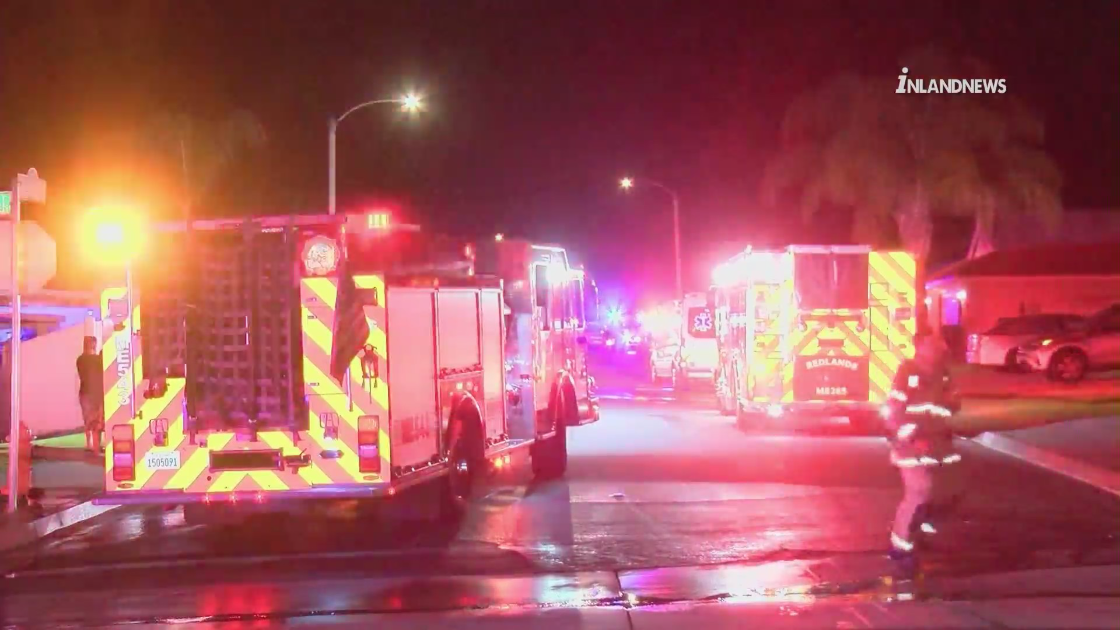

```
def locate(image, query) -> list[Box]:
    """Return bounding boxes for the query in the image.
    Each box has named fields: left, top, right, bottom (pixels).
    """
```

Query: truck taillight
left=112, top=425, right=136, bottom=482
left=357, top=415, right=380, bottom=473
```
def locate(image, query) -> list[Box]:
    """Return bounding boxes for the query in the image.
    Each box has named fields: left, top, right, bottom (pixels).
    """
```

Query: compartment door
left=386, top=288, right=441, bottom=470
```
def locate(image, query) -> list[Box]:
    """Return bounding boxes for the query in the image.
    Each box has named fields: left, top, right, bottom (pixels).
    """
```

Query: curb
left=961, top=394, right=1120, bottom=405
left=974, top=431, right=1120, bottom=498
left=0, top=500, right=117, bottom=555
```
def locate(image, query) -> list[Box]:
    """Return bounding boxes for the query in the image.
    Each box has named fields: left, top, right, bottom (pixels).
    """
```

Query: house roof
left=928, top=242, right=1120, bottom=281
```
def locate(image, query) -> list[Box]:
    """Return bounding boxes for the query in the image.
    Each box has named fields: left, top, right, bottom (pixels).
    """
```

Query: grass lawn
left=0, top=432, right=86, bottom=454
left=950, top=365, right=1120, bottom=403
left=950, top=397, right=1120, bottom=436
left=946, top=364, right=1120, bottom=435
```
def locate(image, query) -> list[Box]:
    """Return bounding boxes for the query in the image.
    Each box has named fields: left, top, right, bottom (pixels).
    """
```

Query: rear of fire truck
left=96, top=213, right=528, bottom=517
left=712, top=246, right=918, bottom=431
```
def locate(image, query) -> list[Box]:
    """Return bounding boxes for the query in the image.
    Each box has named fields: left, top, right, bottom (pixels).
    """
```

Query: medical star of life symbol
left=693, top=311, right=713, bottom=332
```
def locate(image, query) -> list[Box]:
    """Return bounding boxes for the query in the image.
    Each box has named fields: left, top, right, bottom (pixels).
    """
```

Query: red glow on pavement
left=199, top=584, right=279, bottom=618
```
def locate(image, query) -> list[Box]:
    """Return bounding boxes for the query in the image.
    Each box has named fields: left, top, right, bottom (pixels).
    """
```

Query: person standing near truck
left=77, top=336, right=104, bottom=453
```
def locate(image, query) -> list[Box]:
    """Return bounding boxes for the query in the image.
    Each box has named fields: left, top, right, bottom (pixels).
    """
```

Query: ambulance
left=711, top=245, right=918, bottom=431
left=671, top=292, right=719, bottom=389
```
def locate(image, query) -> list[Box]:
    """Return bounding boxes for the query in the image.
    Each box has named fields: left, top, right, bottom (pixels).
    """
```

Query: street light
left=328, top=93, right=423, bottom=216
left=82, top=206, right=147, bottom=264
left=82, top=206, right=147, bottom=423
left=619, top=175, right=683, bottom=300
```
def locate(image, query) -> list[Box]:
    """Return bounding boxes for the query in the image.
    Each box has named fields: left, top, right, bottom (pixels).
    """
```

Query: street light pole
left=667, top=187, right=682, bottom=301
left=328, top=117, right=338, bottom=216
left=6, top=168, right=46, bottom=512
left=6, top=177, right=21, bottom=513
left=620, top=177, right=683, bottom=300
left=328, top=95, right=422, bottom=216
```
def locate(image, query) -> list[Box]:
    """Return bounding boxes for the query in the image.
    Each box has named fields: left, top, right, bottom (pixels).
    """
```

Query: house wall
left=927, top=275, right=1120, bottom=335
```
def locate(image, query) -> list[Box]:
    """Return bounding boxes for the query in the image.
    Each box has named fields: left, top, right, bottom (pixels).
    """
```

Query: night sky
left=1, top=0, right=1117, bottom=305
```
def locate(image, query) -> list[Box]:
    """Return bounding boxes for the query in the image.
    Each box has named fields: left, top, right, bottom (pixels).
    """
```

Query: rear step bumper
left=96, top=439, right=539, bottom=506
left=745, top=401, right=881, bottom=417
left=94, top=484, right=394, bottom=506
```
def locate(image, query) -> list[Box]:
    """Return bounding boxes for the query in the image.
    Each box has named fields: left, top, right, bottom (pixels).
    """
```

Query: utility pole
left=5, top=168, right=46, bottom=512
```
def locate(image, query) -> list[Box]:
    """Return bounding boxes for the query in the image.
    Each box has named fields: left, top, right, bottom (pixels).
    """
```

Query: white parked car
left=1018, top=304, right=1120, bottom=383
left=966, top=314, right=1084, bottom=370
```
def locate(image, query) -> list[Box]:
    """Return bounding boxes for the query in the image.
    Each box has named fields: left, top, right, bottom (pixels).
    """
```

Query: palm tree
left=147, top=110, right=267, bottom=220
left=761, top=47, right=1062, bottom=263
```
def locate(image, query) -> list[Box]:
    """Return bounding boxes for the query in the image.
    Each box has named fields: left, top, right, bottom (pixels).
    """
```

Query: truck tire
left=716, top=369, right=736, bottom=416
left=440, top=410, right=484, bottom=524
left=674, top=367, right=690, bottom=391
left=1002, top=349, right=1023, bottom=373
left=1048, top=349, right=1088, bottom=384
left=736, top=407, right=768, bottom=432
left=183, top=503, right=209, bottom=526
left=532, top=389, right=570, bottom=480
left=850, top=413, right=883, bottom=436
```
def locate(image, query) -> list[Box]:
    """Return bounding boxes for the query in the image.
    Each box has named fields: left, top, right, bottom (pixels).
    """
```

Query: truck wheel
left=532, top=391, right=570, bottom=480
left=1048, top=349, right=1088, bottom=383
left=674, top=367, right=689, bottom=391
left=440, top=414, right=484, bottom=523
left=736, top=407, right=768, bottom=432
left=183, top=503, right=209, bottom=526
left=1002, top=349, right=1022, bottom=372
left=850, top=413, right=883, bottom=436
left=716, top=371, right=736, bottom=416
left=734, top=405, right=750, bottom=430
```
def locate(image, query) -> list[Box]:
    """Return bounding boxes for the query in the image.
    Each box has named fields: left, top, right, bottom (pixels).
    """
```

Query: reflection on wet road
left=3, top=352, right=1118, bottom=625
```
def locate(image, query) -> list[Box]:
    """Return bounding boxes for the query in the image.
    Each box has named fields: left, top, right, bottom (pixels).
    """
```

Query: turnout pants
left=891, top=465, right=933, bottom=552
left=891, top=460, right=963, bottom=552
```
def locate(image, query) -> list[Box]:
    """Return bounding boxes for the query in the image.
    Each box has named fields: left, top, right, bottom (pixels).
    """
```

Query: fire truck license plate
left=144, top=452, right=181, bottom=471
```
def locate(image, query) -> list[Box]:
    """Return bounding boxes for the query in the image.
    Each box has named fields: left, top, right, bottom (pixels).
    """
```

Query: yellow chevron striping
left=248, top=470, right=290, bottom=491
left=165, top=433, right=234, bottom=490
left=209, top=471, right=249, bottom=493
left=257, top=431, right=334, bottom=486
left=302, top=358, right=383, bottom=483
left=303, top=277, right=388, bottom=360
left=301, top=309, right=389, bottom=410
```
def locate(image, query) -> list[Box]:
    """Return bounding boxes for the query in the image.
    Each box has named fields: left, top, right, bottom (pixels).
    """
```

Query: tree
left=761, top=47, right=1062, bottom=263
left=147, top=110, right=267, bottom=219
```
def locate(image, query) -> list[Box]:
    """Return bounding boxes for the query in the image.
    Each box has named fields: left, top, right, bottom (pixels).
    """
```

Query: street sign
left=16, top=168, right=46, bottom=204
left=0, top=191, right=10, bottom=216
left=0, top=220, right=56, bottom=292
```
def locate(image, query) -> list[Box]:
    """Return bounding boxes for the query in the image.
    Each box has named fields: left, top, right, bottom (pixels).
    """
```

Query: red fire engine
left=474, top=239, right=600, bottom=477
left=93, top=213, right=594, bottom=521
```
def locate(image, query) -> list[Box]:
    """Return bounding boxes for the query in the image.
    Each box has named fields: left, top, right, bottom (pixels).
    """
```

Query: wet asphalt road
left=3, top=350, right=1119, bottom=625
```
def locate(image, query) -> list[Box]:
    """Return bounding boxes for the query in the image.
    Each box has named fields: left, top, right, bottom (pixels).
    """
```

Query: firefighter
left=882, top=329, right=962, bottom=572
